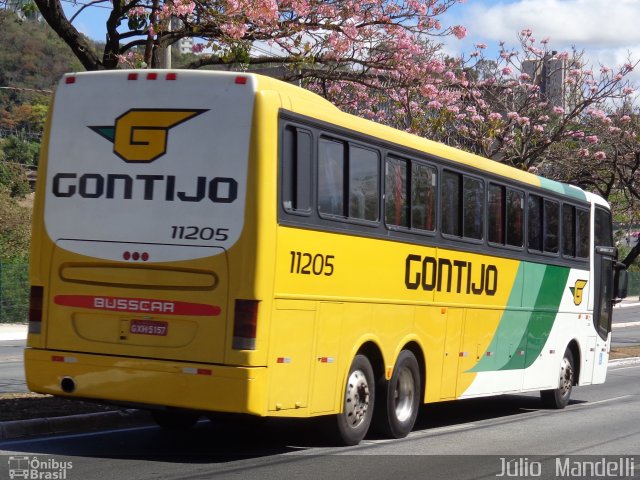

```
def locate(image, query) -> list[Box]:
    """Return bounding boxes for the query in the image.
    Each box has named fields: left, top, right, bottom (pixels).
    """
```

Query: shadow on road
left=1, top=393, right=580, bottom=463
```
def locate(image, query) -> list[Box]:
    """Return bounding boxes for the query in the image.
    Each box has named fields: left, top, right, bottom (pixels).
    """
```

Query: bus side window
left=506, top=189, right=524, bottom=247
left=576, top=208, right=590, bottom=258
left=385, top=156, right=408, bottom=228
left=595, top=207, right=613, bottom=247
left=411, top=163, right=436, bottom=232
left=543, top=199, right=559, bottom=254
left=562, top=204, right=576, bottom=257
left=349, top=145, right=380, bottom=221
left=488, top=183, right=505, bottom=244
left=528, top=194, right=543, bottom=251
left=463, top=176, right=484, bottom=240
left=318, top=138, right=345, bottom=217
left=441, top=171, right=460, bottom=236
left=282, top=126, right=312, bottom=213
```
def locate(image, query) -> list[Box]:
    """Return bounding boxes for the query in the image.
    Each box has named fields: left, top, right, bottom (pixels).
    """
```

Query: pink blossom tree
left=33, top=0, right=466, bottom=75
left=348, top=29, right=638, bottom=175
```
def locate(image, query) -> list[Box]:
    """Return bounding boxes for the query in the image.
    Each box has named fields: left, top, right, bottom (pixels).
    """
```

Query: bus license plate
left=130, top=319, right=168, bottom=336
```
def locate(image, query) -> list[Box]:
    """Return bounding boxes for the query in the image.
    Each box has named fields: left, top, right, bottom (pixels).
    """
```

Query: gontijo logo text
left=51, top=108, right=238, bottom=204
left=90, top=108, right=207, bottom=163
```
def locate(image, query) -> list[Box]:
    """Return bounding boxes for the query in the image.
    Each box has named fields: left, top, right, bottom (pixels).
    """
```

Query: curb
left=0, top=409, right=152, bottom=441
left=608, top=356, right=640, bottom=367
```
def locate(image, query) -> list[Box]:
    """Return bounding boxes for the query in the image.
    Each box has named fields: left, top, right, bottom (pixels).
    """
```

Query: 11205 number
left=290, top=251, right=335, bottom=276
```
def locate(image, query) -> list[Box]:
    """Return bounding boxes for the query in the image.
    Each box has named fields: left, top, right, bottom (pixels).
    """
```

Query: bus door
left=591, top=207, right=615, bottom=383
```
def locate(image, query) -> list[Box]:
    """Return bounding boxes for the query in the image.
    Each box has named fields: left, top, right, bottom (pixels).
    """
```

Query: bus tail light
left=232, top=300, right=258, bottom=350
left=29, top=286, right=44, bottom=333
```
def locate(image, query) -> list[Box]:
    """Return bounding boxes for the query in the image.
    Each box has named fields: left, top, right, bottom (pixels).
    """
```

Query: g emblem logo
left=90, top=109, right=207, bottom=163
left=570, top=279, right=588, bottom=306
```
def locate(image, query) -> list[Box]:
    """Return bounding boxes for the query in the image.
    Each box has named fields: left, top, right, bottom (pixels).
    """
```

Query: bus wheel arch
left=566, top=339, right=581, bottom=385
left=373, top=342, right=425, bottom=439
left=333, top=352, right=377, bottom=445
left=540, top=344, right=577, bottom=409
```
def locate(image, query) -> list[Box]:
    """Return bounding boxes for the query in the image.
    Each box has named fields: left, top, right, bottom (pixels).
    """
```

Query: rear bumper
left=24, top=348, right=268, bottom=415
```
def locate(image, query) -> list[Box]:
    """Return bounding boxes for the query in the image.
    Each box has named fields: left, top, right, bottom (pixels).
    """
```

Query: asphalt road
left=0, top=340, right=27, bottom=393
left=0, top=362, right=638, bottom=480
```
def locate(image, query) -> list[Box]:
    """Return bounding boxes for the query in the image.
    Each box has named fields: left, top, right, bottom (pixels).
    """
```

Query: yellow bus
left=26, top=70, right=624, bottom=445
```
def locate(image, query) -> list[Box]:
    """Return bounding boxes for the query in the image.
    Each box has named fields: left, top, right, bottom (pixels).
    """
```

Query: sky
left=64, top=0, right=640, bottom=83
left=440, top=0, right=640, bottom=83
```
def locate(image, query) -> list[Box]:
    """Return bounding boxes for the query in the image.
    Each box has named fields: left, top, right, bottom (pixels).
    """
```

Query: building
left=522, top=52, right=581, bottom=112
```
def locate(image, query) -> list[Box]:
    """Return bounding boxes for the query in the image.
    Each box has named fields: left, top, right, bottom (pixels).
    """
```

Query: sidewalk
left=0, top=323, right=27, bottom=341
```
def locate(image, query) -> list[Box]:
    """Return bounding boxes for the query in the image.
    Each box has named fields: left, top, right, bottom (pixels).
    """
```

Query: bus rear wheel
left=334, top=354, right=375, bottom=446
left=540, top=349, right=574, bottom=409
left=374, top=350, right=421, bottom=438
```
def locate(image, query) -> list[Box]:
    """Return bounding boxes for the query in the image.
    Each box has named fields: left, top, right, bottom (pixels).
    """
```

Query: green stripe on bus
left=538, top=177, right=587, bottom=201
left=470, top=263, right=570, bottom=372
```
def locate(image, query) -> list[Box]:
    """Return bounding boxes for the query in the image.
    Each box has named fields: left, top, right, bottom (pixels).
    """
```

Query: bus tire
left=334, top=354, right=375, bottom=446
left=151, top=409, right=200, bottom=431
left=374, top=350, right=421, bottom=438
left=540, top=349, right=575, bottom=409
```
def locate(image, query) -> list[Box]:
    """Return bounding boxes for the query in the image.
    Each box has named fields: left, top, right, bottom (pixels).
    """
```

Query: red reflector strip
left=65, top=76, right=76, bottom=84
left=235, top=76, right=247, bottom=84
left=147, top=72, right=158, bottom=80
left=485, top=351, right=493, bottom=357
left=549, top=350, right=556, bottom=354
left=182, top=367, right=212, bottom=375
left=277, top=357, right=291, bottom=364
left=52, top=355, right=77, bottom=363
left=518, top=350, right=525, bottom=356
left=459, top=352, right=468, bottom=357
left=166, top=73, right=177, bottom=80
left=319, top=357, right=335, bottom=363
left=128, top=73, right=138, bottom=80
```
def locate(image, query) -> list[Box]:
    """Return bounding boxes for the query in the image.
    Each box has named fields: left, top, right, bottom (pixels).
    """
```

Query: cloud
left=438, top=0, right=640, bottom=84
left=461, top=0, right=640, bottom=49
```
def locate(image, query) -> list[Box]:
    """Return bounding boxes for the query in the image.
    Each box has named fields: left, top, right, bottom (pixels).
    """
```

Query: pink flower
left=452, top=25, right=467, bottom=39
left=585, top=135, right=599, bottom=144
left=553, top=106, right=565, bottom=115
left=507, top=111, right=519, bottom=120
left=476, top=43, right=487, bottom=49
left=578, top=148, right=589, bottom=157
left=502, top=66, right=512, bottom=75
left=517, top=116, right=530, bottom=126
left=594, top=151, right=607, bottom=160
left=621, top=115, right=632, bottom=123
left=488, top=112, right=503, bottom=121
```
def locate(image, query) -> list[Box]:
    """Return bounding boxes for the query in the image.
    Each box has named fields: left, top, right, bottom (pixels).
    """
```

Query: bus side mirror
left=614, top=264, right=628, bottom=299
